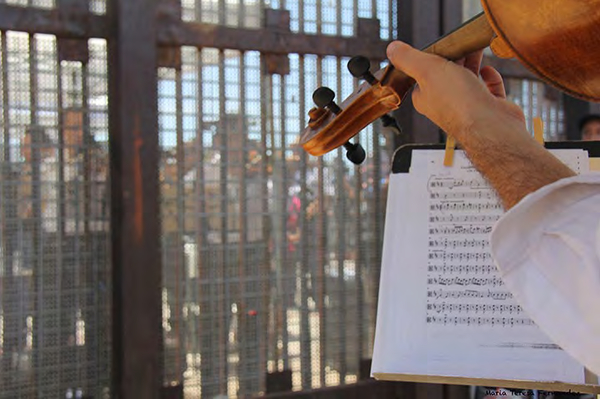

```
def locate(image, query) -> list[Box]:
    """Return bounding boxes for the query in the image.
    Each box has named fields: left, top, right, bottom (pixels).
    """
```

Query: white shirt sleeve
left=491, top=173, right=600, bottom=377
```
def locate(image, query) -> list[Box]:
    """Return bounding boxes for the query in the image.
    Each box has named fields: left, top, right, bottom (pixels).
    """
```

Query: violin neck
left=423, top=12, right=496, bottom=59
left=381, top=12, right=496, bottom=98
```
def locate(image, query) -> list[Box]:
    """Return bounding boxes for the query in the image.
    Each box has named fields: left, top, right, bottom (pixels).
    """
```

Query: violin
left=299, top=0, right=600, bottom=163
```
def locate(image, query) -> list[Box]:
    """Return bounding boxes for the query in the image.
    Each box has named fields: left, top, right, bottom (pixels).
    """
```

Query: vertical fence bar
left=195, top=0, right=202, bottom=22
left=0, top=30, right=15, bottom=395
left=315, top=56, right=326, bottom=388
left=56, top=48, right=67, bottom=397
left=218, top=0, right=224, bottom=25
left=239, top=0, right=245, bottom=27
left=72, top=65, right=85, bottom=395
left=194, top=48, right=216, bottom=398
left=259, top=52, right=272, bottom=391
left=108, top=0, right=162, bottom=395
left=279, top=73, right=290, bottom=371
left=237, top=51, right=249, bottom=396
left=81, top=59, right=99, bottom=393
left=266, top=72, right=279, bottom=371
left=389, top=0, right=394, bottom=38
left=355, top=160, right=365, bottom=363
left=350, top=75, right=364, bottom=365
left=217, top=48, right=228, bottom=395
left=316, top=0, right=322, bottom=35
left=299, top=0, right=304, bottom=33
left=335, top=57, right=348, bottom=383
left=194, top=47, right=205, bottom=395
left=28, top=34, right=44, bottom=397
left=298, top=54, right=312, bottom=390
left=175, top=65, right=185, bottom=382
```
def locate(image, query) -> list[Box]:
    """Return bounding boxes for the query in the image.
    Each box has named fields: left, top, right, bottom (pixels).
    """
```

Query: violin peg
left=344, top=142, right=366, bottom=165
left=312, top=87, right=335, bottom=108
left=347, top=56, right=378, bottom=85
left=312, top=87, right=341, bottom=114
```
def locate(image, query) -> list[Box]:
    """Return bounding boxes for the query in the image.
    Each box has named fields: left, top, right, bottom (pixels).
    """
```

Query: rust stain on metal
left=133, top=116, right=144, bottom=243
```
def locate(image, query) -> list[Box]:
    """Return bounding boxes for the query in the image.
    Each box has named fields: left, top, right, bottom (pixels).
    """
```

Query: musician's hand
left=386, top=40, right=575, bottom=210
left=386, top=41, right=526, bottom=144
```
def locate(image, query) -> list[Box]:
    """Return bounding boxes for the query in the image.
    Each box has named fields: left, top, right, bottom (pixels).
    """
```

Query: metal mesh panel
left=161, top=0, right=394, bottom=396
left=159, top=45, right=392, bottom=399
left=506, top=78, right=565, bottom=141
left=181, top=0, right=262, bottom=27
left=181, top=0, right=395, bottom=38
left=0, top=31, right=110, bottom=398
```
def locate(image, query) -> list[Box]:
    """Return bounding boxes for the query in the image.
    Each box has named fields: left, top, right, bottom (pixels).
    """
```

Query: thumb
left=386, top=41, right=445, bottom=82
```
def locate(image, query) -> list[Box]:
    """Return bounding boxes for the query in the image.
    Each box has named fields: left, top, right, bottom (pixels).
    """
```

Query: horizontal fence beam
left=0, top=4, right=550, bottom=70
left=0, top=4, right=108, bottom=38
left=158, top=23, right=388, bottom=58
left=0, top=4, right=387, bottom=58
left=259, top=380, right=469, bottom=399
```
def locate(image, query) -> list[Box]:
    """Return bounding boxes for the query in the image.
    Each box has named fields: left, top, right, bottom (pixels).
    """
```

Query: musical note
left=429, top=214, right=501, bottom=223
left=428, top=177, right=488, bottom=190
left=425, top=315, right=534, bottom=327
left=429, top=202, right=502, bottom=212
left=427, top=275, right=504, bottom=287
left=426, top=289, right=513, bottom=300
left=427, top=264, right=496, bottom=274
left=428, top=238, right=489, bottom=249
left=426, top=302, right=522, bottom=315
left=429, top=225, right=493, bottom=235
left=430, top=191, right=498, bottom=201
left=427, top=252, right=492, bottom=262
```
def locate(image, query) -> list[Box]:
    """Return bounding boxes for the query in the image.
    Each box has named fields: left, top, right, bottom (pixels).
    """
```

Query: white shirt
left=491, top=173, right=600, bottom=377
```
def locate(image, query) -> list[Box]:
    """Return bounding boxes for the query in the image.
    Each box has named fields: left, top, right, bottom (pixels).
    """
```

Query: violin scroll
left=300, top=12, right=497, bottom=162
left=310, top=87, right=366, bottom=165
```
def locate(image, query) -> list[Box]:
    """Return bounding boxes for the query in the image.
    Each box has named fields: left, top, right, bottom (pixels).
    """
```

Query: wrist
left=459, top=117, right=575, bottom=208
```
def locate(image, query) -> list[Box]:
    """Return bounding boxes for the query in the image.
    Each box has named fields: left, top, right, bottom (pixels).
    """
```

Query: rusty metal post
left=395, top=0, right=442, bottom=145
left=0, top=32, right=18, bottom=394
left=298, top=55, right=312, bottom=389
left=335, top=57, right=348, bottom=383
left=107, top=0, right=162, bottom=397
left=193, top=47, right=216, bottom=399
left=315, top=56, right=327, bottom=388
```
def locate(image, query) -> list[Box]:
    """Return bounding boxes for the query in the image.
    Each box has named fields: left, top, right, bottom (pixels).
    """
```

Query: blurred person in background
left=579, top=114, right=600, bottom=141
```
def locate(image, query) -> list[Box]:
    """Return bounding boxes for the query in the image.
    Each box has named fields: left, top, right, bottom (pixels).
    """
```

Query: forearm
left=459, top=117, right=576, bottom=209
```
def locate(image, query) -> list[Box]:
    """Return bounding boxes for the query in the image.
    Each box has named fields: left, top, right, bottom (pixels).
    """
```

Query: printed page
left=373, top=149, right=590, bottom=384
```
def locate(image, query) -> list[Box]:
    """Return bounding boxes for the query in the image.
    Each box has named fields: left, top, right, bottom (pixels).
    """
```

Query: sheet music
left=373, top=149, right=590, bottom=384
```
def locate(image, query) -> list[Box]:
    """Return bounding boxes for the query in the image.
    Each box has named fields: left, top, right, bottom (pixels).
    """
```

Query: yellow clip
left=533, top=117, right=544, bottom=145
left=444, top=135, right=456, bottom=167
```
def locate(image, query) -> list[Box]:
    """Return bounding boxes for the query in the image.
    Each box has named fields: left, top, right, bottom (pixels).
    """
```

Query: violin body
left=483, top=0, right=600, bottom=102
left=301, top=0, right=600, bottom=157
